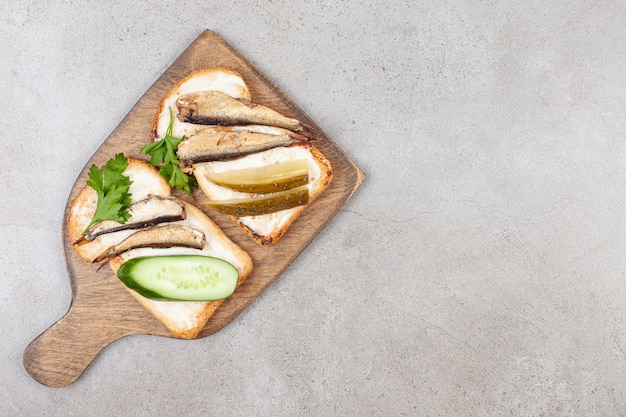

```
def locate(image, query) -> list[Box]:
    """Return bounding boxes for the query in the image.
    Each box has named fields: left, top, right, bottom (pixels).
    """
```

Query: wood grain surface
left=22, top=30, right=364, bottom=388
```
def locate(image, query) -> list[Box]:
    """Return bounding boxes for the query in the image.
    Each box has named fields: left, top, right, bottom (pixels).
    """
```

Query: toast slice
left=192, top=144, right=332, bottom=244
left=150, top=67, right=251, bottom=142
left=67, top=157, right=253, bottom=339
left=68, top=158, right=171, bottom=262
left=151, top=67, right=333, bottom=245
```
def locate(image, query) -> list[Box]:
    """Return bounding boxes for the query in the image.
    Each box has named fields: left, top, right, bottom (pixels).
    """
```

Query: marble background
left=1, top=1, right=625, bottom=415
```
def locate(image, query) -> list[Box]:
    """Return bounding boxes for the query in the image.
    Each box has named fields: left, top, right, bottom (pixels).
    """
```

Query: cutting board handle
left=23, top=301, right=127, bottom=388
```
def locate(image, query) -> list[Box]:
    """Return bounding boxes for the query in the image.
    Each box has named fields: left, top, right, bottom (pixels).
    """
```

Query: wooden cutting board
left=22, top=30, right=364, bottom=388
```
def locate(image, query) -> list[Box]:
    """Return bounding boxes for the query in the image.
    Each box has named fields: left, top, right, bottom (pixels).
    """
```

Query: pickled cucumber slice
left=207, top=185, right=309, bottom=217
left=116, top=255, right=239, bottom=301
left=206, top=159, right=309, bottom=193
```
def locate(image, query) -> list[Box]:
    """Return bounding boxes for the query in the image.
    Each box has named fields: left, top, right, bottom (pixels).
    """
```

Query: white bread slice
left=151, top=67, right=333, bottom=245
left=108, top=202, right=253, bottom=339
left=193, top=144, right=332, bottom=244
left=67, top=158, right=171, bottom=262
left=67, top=158, right=253, bottom=338
left=151, top=67, right=251, bottom=141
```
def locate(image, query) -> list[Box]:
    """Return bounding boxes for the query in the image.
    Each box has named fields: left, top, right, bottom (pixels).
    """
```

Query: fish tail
left=93, top=255, right=113, bottom=271
left=299, top=123, right=319, bottom=141
left=73, top=235, right=88, bottom=246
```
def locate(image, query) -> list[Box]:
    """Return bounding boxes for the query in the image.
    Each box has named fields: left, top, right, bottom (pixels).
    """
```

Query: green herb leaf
left=140, top=107, right=196, bottom=195
left=82, top=153, right=133, bottom=235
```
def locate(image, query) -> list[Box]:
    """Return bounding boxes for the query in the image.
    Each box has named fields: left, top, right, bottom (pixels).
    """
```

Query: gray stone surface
left=2, top=0, right=625, bottom=415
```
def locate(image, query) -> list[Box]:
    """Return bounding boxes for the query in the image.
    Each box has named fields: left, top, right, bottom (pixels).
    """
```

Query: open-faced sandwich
left=147, top=68, right=333, bottom=245
left=66, top=68, right=330, bottom=336
left=67, top=155, right=253, bottom=339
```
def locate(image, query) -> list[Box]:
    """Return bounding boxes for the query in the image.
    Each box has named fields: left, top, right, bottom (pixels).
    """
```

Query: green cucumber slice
left=116, top=255, right=239, bottom=301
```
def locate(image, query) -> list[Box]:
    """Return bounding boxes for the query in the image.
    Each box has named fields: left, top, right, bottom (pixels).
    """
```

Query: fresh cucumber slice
left=116, top=255, right=239, bottom=301
left=205, top=159, right=309, bottom=193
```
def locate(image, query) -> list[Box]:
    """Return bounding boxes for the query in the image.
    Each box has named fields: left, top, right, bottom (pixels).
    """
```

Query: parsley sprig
left=83, top=153, right=133, bottom=235
left=140, top=107, right=196, bottom=195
